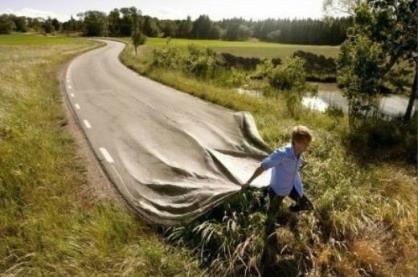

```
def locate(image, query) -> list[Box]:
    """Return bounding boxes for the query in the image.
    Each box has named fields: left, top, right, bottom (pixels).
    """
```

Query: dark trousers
left=264, top=186, right=313, bottom=238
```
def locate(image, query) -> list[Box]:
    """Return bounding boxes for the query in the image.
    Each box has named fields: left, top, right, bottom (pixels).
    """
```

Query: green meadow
left=0, top=33, right=88, bottom=45
left=136, top=37, right=339, bottom=59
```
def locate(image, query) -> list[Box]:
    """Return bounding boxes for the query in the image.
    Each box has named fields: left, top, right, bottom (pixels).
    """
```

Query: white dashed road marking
left=74, top=103, right=80, bottom=110
left=99, top=147, right=115, bottom=164
left=70, top=93, right=75, bottom=98
left=83, top=119, right=91, bottom=129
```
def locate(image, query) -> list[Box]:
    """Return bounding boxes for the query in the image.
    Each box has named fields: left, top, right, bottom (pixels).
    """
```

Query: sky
left=0, top=0, right=335, bottom=22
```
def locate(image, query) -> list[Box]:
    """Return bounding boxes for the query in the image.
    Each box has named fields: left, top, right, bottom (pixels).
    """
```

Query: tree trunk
left=404, top=59, right=417, bottom=122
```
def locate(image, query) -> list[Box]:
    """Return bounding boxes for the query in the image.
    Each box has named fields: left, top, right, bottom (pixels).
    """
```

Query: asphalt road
left=64, top=40, right=271, bottom=225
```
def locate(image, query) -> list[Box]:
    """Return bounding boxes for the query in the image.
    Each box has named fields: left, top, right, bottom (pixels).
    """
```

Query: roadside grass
left=120, top=41, right=418, bottom=276
left=0, top=35, right=202, bottom=276
left=119, top=37, right=339, bottom=59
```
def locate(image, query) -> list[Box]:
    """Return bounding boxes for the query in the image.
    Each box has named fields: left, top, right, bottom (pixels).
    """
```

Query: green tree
left=82, top=11, right=107, bottom=36
left=160, top=20, right=177, bottom=37
left=131, top=31, right=146, bottom=55
left=42, top=18, right=55, bottom=34
left=26, top=17, right=43, bottom=32
left=120, top=7, right=138, bottom=36
left=337, top=0, right=417, bottom=121
left=62, top=16, right=82, bottom=33
left=208, top=24, right=222, bottom=39
left=108, top=8, right=121, bottom=36
left=266, top=57, right=312, bottom=119
left=142, top=16, right=160, bottom=37
left=268, top=56, right=307, bottom=91
left=191, top=15, right=215, bottom=39
left=131, top=10, right=146, bottom=55
left=337, top=34, right=384, bottom=122
left=51, top=18, right=60, bottom=32
left=223, top=24, right=252, bottom=41
left=178, top=16, right=193, bottom=38
left=0, top=15, right=15, bottom=34
left=13, top=16, right=27, bottom=32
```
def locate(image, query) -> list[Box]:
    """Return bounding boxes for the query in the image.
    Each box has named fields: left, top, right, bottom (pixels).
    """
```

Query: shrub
left=219, top=67, right=247, bottom=87
left=292, top=50, right=336, bottom=82
left=151, top=45, right=184, bottom=70
left=221, top=53, right=261, bottom=71
left=268, top=57, right=307, bottom=91
left=183, top=45, right=223, bottom=79
left=151, top=45, right=224, bottom=80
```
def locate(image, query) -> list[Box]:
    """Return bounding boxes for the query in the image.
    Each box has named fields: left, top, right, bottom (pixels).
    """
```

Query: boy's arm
left=242, top=148, right=284, bottom=190
left=242, top=166, right=265, bottom=189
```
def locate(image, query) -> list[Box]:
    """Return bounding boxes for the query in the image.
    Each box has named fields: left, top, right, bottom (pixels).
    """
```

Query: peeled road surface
left=64, top=40, right=272, bottom=225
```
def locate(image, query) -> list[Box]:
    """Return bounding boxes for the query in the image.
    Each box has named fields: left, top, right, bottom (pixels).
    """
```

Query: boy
left=242, top=125, right=314, bottom=236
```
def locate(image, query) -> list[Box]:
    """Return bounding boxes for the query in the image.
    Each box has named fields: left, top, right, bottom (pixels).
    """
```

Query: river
left=236, top=83, right=416, bottom=117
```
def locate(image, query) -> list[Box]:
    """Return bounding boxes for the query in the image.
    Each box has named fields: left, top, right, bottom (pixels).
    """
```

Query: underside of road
left=63, top=40, right=273, bottom=225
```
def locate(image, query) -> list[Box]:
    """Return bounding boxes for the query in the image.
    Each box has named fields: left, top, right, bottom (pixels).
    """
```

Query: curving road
left=63, top=40, right=272, bottom=225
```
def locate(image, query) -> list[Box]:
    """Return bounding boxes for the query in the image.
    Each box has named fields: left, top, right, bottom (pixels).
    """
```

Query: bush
left=151, top=45, right=185, bottom=70
left=220, top=67, right=247, bottom=87
left=284, top=90, right=303, bottom=119
left=292, top=50, right=336, bottom=82
left=221, top=53, right=261, bottom=71
left=151, top=45, right=224, bottom=79
left=184, top=45, right=223, bottom=79
left=268, top=57, right=307, bottom=91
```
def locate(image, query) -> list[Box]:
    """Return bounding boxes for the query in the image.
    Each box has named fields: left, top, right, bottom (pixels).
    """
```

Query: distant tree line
left=0, top=7, right=351, bottom=45
left=0, top=14, right=60, bottom=34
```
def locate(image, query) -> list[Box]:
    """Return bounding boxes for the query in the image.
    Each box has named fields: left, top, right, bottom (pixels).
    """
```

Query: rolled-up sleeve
left=261, top=149, right=285, bottom=170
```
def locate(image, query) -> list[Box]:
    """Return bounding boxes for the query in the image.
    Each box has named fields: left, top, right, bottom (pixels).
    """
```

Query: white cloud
left=1, top=8, right=70, bottom=21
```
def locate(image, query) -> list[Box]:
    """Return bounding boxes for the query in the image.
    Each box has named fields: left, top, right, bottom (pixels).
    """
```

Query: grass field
left=120, top=40, right=418, bottom=276
left=0, top=33, right=90, bottom=45
left=125, top=37, right=339, bottom=59
left=0, top=34, right=202, bottom=276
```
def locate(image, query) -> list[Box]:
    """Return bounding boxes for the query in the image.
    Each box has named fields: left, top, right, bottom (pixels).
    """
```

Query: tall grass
left=0, top=36, right=202, bottom=276
left=120, top=41, right=418, bottom=276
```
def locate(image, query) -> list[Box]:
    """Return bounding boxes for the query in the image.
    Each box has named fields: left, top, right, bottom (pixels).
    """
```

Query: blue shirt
left=260, top=143, right=304, bottom=197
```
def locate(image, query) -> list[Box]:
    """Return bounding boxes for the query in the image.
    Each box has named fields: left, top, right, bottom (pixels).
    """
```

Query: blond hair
left=291, top=125, right=312, bottom=143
